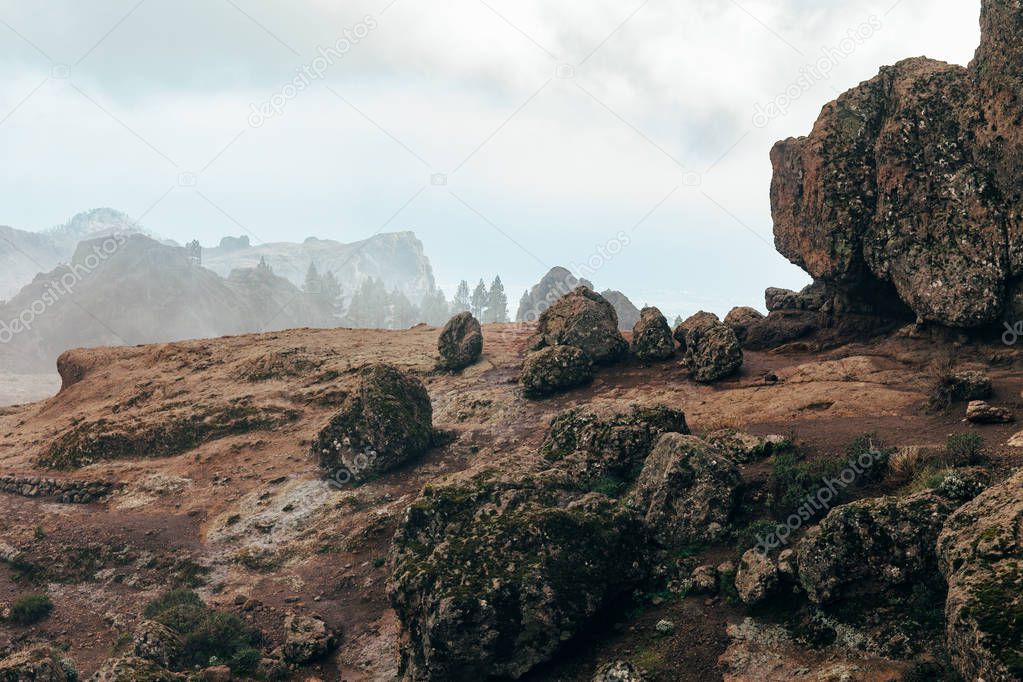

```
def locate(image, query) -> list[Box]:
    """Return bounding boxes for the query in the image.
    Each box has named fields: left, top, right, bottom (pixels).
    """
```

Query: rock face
left=723, top=306, right=764, bottom=344
left=388, top=476, right=648, bottom=681
left=533, top=288, right=628, bottom=365
left=770, top=1, right=1023, bottom=328
left=312, top=364, right=433, bottom=481
left=0, top=646, right=77, bottom=681
left=796, top=492, right=954, bottom=604
left=631, top=307, right=675, bottom=361
left=437, top=312, right=483, bottom=371
left=520, top=346, right=594, bottom=398
left=600, top=290, right=642, bottom=331
left=937, top=468, right=1023, bottom=682
left=628, top=433, right=741, bottom=545
left=516, top=267, right=593, bottom=322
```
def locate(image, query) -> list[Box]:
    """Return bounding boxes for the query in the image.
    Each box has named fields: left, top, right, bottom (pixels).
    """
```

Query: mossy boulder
left=388, top=475, right=648, bottom=681
left=628, top=433, right=741, bottom=546
left=520, top=346, right=593, bottom=399
left=797, top=492, right=955, bottom=605
left=538, top=404, right=688, bottom=493
left=671, top=311, right=720, bottom=349
left=630, top=307, right=675, bottom=361
left=312, top=364, right=433, bottom=481
left=684, top=324, right=743, bottom=383
left=437, top=312, right=483, bottom=371
left=533, top=288, right=628, bottom=365
left=0, top=646, right=76, bottom=682
left=937, top=468, right=1023, bottom=682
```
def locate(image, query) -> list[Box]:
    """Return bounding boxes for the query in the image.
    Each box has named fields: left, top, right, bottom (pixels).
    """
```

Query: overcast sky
left=0, top=0, right=982, bottom=318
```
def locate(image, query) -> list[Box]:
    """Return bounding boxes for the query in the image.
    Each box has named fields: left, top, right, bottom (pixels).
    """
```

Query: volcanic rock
left=966, top=400, right=1014, bottom=424
left=631, top=307, right=675, bottom=361
left=723, top=306, right=764, bottom=344
left=520, top=346, right=594, bottom=398
left=437, top=312, right=483, bottom=371
left=533, top=288, right=628, bottom=365
left=516, top=266, right=593, bottom=322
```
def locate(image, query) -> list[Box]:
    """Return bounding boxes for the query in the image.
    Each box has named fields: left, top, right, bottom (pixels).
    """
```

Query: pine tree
left=453, top=280, right=471, bottom=313
left=420, top=289, right=451, bottom=326
left=256, top=256, right=273, bottom=274
left=517, top=289, right=531, bottom=322
left=470, top=279, right=488, bottom=320
left=303, top=262, right=322, bottom=295
left=485, top=275, right=509, bottom=323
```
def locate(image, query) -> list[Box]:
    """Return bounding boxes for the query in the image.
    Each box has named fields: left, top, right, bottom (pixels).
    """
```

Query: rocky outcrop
left=770, top=0, right=1023, bottom=328
left=516, top=267, right=593, bottom=322
left=437, top=312, right=483, bottom=371
left=703, top=430, right=785, bottom=464
left=723, top=306, right=764, bottom=344
left=630, top=307, right=675, bottom=361
left=797, top=492, right=955, bottom=605
left=532, top=288, right=628, bottom=365
left=742, top=311, right=820, bottom=351
left=628, top=434, right=741, bottom=545
left=388, top=476, right=648, bottom=681
left=521, top=346, right=594, bottom=398
left=0, top=475, right=114, bottom=503
left=0, top=646, right=77, bottom=681
left=282, top=613, right=338, bottom=664
left=312, top=364, right=433, bottom=481
left=132, top=620, right=182, bottom=668
left=937, top=468, right=1023, bottom=682
left=600, top=290, right=642, bottom=331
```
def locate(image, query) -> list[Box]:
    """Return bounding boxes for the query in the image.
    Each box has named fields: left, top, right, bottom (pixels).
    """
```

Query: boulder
left=533, top=288, right=628, bottom=365
left=704, top=429, right=785, bottom=464
left=742, top=310, right=820, bottom=350
left=520, top=346, right=594, bottom=398
left=630, top=307, right=675, bottom=361
left=132, top=619, right=182, bottom=667
left=0, top=646, right=76, bottom=682
left=937, top=469, right=1023, bottom=682
left=388, top=476, right=648, bottom=681
left=689, top=565, right=718, bottom=594
left=600, top=290, right=642, bottom=331
left=282, top=613, right=338, bottom=664
left=516, top=267, right=593, bottom=323
left=735, top=549, right=780, bottom=606
left=592, top=660, right=645, bottom=682
left=796, top=492, right=955, bottom=605
left=312, top=364, right=433, bottom=482
left=628, top=433, right=741, bottom=545
left=723, top=306, right=764, bottom=344
left=764, top=283, right=830, bottom=312
left=947, top=370, right=993, bottom=402
left=683, top=323, right=743, bottom=383
left=89, top=656, right=182, bottom=681
left=966, top=400, right=1014, bottom=424
left=538, top=404, right=689, bottom=490
left=672, top=311, right=720, bottom=349
left=769, top=1, right=1023, bottom=329
left=437, top=312, right=483, bottom=371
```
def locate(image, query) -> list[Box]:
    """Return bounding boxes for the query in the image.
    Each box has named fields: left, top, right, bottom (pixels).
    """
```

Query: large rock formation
left=770, top=0, right=1023, bottom=328
left=938, top=468, right=1023, bottom=682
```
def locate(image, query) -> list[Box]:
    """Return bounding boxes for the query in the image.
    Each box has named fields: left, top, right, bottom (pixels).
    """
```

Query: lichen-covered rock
left=89, top=656, right=182, bottom=681
left=388, top=476, right=648, bottom=681
left=132, top=619, right=182, bottom=668
left=436, top=312, right=483, bottom=371
left=704, top=429, right=784, bottom=464
left=520, top=346, right=594, bottom=398
left=937, top=468, right=1023, bottom=682
left=683, top=323, right=743, bottom=383
left=312, top=364, right=433, bottom=481
left=630, top=307, right=675, bottom=361
left=538, top=404, right=689, bottom=490
left=723, top=306, right=764, bottom=344
left=0, top=646, right=77, bottom=682
left=770, top=1, right=1023, bottom=328
left=948, top=370, right=993, bottom=401
left=282, top=613, right=338, bottom=664
left=671, top=311, right=720, bottom=349
left=735, top=549, right=780, bottom=606
left=796, top=492, right=955, bottom=605
left=966, top=400, right=1014, bottom=424
left=533, top=288, right=628, bottom=365
left=592, top=660, right=645, bottom=682
left=628, top=433, right=741, bottom=545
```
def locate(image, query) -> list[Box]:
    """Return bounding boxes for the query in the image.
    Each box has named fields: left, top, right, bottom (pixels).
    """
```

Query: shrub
left=888, top=446, right=925, bottom=482
left=843, top=432, right=891, bottom=483
left=944, top=432, right=983, bottom=466
left=8, top=594, right=53, bottom=624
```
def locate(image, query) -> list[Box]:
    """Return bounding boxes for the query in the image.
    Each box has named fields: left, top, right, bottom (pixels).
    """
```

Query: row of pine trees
left=302, top=263, right=509, bottom=329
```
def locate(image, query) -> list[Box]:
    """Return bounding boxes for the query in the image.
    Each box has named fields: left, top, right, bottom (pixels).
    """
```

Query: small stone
left=966, top=400, right=1014, bottom=424
left=654, top=619, right=675, bottom=636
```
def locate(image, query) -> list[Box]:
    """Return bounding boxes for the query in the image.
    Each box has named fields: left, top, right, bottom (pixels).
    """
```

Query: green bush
left=144, top=589, right=261, bottom=675
left=945, top=432, right=983, bottom=466
left=8, top=594, right=53, bottom=624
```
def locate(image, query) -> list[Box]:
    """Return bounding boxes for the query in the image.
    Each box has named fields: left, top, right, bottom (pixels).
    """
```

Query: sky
left=0, top=0, right=982, bottom=319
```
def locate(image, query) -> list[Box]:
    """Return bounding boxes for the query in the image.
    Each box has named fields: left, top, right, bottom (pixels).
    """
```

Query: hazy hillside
left=203, top=231, right=437, bottom=307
